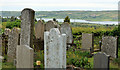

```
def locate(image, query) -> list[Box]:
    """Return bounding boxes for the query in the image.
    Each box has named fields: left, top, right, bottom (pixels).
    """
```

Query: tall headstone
left=16, top=45, right=34, bottom=68
left=35, top=20, right=44, bottom=41
left=44, top=20, right=59, bottom=31
left=82, top=33, right=94, bottom=51
left=60, top=22, right=73, bottom=47
left=20, top=8, right=35, bottom=48
left=94, top=52, right=110, bottom=69
left=44, top=28, right=66, bottom=68
left=34, top=20, right=44, bottom=50
left=7, top=28, right=19, bottom=62
left=101, top=36, right=118, bottom=58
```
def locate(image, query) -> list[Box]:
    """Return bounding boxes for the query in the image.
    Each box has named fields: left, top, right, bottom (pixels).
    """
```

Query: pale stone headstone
left=60, top=22, right=73, bottom=47
left=44, top=20, right=59, bottom=31
left=7, top=28, right=19, bottom=62
left=20, top=8, right=35, bottom=48
left=44, top=28, right=66, bottom=68
left=35, top=20, right=44, bottom=41
left=94, top=52, right=110, bottom=69
left=82, top=33, right=94, bottom=51
left=101, top=36, right=118, bottom=58
left=16, top=45, right=34, bottom=68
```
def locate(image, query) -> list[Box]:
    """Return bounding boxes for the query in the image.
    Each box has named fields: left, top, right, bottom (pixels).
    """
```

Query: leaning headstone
left=35, top=20, right=44, bottom=41
left=60, top=22, right=73, bottom=47
left=101, top=36, right=118, bottom=58
left=44, top=28, right=66, bottom=68
left=44, top=20, right=59, bottom=31
left=16, top=45, right=34, bottom=68
left=20, top=8, right=35, bottom=48
left=94, top=52, right=110, bottom=69
left=82, top=33, right=94, bottom=52
left=7, top=28, right=19, bottom=62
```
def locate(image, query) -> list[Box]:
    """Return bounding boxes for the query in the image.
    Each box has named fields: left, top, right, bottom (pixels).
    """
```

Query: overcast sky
left=0, top=0, right=120, bottom=11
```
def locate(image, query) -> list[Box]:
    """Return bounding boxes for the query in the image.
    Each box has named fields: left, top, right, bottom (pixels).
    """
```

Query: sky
left=0, top=0, right=120, bottom=11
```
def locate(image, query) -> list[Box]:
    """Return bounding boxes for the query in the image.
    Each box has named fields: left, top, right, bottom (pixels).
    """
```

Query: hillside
left=1, top=10, right=118, bottom=21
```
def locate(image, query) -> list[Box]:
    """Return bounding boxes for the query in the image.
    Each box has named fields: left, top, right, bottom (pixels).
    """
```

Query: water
left=36, top=18, right=118, bottom=25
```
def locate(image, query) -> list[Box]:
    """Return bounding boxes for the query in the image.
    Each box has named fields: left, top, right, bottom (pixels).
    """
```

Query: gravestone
left=20, top=8, right=35, bottom=48
left=60, top=22, right=73, bottom=47
left=35, top=20, right=44, bottom=41
left=34, top=20, right=44, bottom=50
left=82, top=33, right=94, bottom=52
left=16, top=45, right=34, bottom=68
left=94, top=52, right=110, bottom=69
left=7, top=28, right=19, bottom=62
left=44, top=20, right=59, bottom=31
left=44, top=28, right=66, bottom=68
left=101, top=36, right=118, bottom=58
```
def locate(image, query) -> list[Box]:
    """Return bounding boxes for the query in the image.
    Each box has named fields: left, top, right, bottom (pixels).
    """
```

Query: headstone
left=35, top=20, right=44, bottom=41
left=34, top=20, right=44, bottom=50
left=44, top=20, right=59, bottom=31
left=20, top=8, right=35, bottom=48
left=7, top=28, right=19, bottom=62
left=101, top=36, right=118, bottom=58
left=16, top=45, right=34, bottom=68
left=82, top=33, right=94, bottom=52
left=44, top=28, right=66, bottom=68
left=60, top=22, right=73, bottom=47
left=94, top=52, right=110, bottom=69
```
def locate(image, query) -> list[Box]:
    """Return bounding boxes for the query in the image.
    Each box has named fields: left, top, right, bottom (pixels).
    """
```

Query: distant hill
left=1, top=10, right=118, bottom=21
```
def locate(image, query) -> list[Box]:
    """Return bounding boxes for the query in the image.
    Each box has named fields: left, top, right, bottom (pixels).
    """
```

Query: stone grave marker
left=101, top=36, right=118, bottom=58
left=94, top=52, right=110, bottom=69
left=82, top=33, right=94, bottom=52
left=20, top=8, right=35, bottom=48
left=35, top=20, right=44, bottom=41
left=16, top=45, right=34, bottom=68
left=7, top=28, right=19, bottom=62
left=60, top=22, right=73, bottom=47
left=44, top=20, right=59, bottom=31
left=44, top=28, right=66, bottom=68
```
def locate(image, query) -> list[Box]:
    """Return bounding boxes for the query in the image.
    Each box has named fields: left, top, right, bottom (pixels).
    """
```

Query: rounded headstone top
left=21, top=8, right=35, bottom=13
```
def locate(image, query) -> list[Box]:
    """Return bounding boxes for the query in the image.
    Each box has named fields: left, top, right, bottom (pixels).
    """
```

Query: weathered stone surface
left=7, top=28, right=19, bottom=62
left=44, top=28, right=66, bottom=68
left=60, top=22, right=73, bottom=47
left=35, top=20, right=44, bottom=41
left=44, top=20, right=59, bottom=31
left=82, top=33, right=94, bottom=51
left=16, top=45, right=34, bottom=68
left=94, top=52, right=110, bottom=69
left=20, top=8, right=35, bottom=48
left=101, top=36, right=118, bottom=58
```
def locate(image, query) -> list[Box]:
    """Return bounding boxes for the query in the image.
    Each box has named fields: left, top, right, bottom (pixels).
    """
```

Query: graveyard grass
left=1, top=17, right=120, bottom=69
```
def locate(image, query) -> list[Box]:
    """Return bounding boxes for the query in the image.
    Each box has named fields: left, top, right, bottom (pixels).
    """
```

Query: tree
left=64, top=16, right=70, bottom=23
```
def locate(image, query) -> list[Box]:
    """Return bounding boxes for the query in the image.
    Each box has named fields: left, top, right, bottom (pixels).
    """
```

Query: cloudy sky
left=0, top=0, right=120, bottom=11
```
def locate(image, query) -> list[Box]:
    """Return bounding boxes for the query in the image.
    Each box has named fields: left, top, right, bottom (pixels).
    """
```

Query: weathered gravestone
left=44, top=28, right=66, bottom=68
left=20, top=8, right=35, bottom=48
left=16, top=45, right=34, bottom=68
left=60, top=22, right=73, bottom=47
left=7, top=28, right=19, bottom=62
left=35, top=20, right=44, bottom=41
left=82, top=33, right=94, bottom=52
left=44, top=20, right=59, bottom=31
left=101, top=36, right=118, bottom=58
left=34, top=20, right=44, bottom=50
left=94, top=52, right=110, bottom=70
